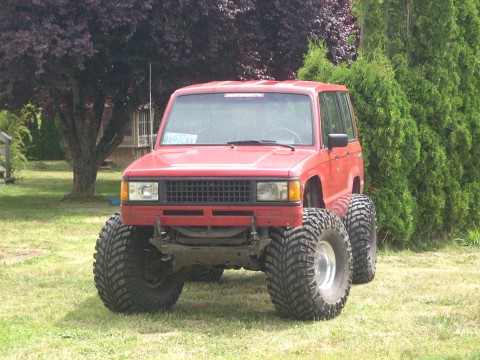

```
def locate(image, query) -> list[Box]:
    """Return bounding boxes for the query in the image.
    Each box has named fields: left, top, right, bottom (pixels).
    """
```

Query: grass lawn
left=1, top=161, right=479, bottom=359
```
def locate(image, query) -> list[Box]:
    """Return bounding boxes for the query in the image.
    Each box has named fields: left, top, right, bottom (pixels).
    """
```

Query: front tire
left=93, top=213, right=184, bottom=313
left=342, top=194, right=377, bottom=284
left=264, top=209, right=353, bottom=320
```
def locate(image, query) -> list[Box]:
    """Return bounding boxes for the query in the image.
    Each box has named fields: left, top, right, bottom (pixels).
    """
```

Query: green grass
left=1, top=161, right=480, bottom=359
left=456, top=226, right=480, bottom=248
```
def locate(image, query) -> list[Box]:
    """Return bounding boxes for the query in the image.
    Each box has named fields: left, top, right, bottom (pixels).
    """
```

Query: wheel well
left=352, top=177, right=361, bottom=194
left=303, top=176, right=325, bottom=208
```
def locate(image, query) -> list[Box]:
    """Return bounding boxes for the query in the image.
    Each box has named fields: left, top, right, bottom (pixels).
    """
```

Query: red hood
left=124, top=146, right=315, bottom=178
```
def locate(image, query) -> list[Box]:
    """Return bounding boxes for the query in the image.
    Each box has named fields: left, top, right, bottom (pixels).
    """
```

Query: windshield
left=160, top=92, right=313, bottom=146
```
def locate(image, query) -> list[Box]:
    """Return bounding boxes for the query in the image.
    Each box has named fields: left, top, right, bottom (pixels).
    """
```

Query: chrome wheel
left=315, top=240, right=336, bottom=291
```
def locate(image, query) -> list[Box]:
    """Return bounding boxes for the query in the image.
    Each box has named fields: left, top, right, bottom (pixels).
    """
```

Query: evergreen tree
left=299, top=46, right=420, bottom=242
left=301, top=0, right=480, bottom=243
left=455, top=0, right=480, bottom=227
left=356, top=0, right=480, bottom=239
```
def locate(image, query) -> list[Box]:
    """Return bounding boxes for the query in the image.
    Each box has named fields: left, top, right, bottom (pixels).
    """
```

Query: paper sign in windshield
left=224, top=93, right=265, bottom=98
left=163, top=132, right=198, bottom=144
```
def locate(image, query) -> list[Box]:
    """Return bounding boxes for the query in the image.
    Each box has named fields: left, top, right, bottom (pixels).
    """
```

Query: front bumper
left=121, top=204, right=304, bottom=228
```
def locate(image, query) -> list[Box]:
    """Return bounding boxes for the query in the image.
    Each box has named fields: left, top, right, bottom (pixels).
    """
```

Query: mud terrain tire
left=264, top=209, right=352, bottom=320
left=342, top=194, right=377, bottom=284
left=185, top=265, right=224, bottom=282
left=93, top=213, right=184, bottom=313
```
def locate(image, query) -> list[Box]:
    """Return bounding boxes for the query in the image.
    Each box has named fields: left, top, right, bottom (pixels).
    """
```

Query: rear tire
left=342, top=194, right=377, bottom=284
left=264, top=209, right=352, bottom=320
left=185, top=265, right=224, bottom=282
left=93, top=213, right=184, bottom=313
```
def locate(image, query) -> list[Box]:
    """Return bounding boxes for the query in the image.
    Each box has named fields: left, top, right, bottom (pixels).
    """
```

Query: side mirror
left=327, top=134, right=348, bottom=151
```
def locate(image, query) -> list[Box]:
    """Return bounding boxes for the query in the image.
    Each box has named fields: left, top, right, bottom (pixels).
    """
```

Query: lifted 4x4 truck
left=93, top=80, right=377, bottom=320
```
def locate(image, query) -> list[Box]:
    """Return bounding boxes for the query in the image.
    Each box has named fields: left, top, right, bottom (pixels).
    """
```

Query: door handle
left=346, top=150, right=350, bottom=156
left=334, top=154, right=339, bottom=160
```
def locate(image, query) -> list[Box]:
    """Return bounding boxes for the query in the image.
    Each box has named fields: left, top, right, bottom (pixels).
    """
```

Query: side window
left=324, top=92, right=343, bottom=134
left=319, top=94, right=329, bottom=148
left=319, top=92, right=343, bottom=148
left=338, top=92, right=356, bottom=140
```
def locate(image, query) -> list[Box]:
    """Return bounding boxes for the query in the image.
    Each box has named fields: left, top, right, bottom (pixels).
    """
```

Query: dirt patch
left=1, top=249, right=47, bottom=265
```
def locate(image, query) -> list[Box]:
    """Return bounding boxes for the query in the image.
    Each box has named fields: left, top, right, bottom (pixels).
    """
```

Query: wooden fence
left=0, top=131, right=12, bottom=182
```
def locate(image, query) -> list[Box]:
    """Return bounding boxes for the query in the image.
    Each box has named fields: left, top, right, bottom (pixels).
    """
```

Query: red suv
left=93, top=80, right=377, bottom=320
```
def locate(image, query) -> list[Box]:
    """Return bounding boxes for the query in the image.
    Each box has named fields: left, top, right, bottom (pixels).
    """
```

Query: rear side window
left=338, top=92, right=356, bottom=140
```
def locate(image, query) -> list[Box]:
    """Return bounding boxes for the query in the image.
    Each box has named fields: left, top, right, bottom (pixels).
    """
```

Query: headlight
left=121, top=181, right=159, bottom=201
left=256, top=180, right=301, bottom=202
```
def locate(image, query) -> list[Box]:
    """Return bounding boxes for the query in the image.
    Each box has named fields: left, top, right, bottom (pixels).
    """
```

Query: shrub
left=0, top=110, right=31, bottom=178
left=23, top=104, right=65, bottom=161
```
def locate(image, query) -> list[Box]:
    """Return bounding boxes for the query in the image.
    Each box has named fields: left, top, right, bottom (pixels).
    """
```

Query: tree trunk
left=61, top=107, right=101, bottom=200
left=59, top=82, right=132, bottom=201
left=71, top=152, right=99, bottom=201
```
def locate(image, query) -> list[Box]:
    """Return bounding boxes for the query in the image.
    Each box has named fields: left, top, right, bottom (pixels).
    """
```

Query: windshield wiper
left=227, top=140, right=295, bottom=151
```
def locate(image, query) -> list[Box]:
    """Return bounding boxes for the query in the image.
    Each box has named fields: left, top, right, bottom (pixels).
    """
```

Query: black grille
left=165, top=180, right=251, bottom=204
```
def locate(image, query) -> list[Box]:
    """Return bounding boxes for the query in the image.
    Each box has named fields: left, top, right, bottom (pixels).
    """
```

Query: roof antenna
left=149, top=62, right=154, bottom=152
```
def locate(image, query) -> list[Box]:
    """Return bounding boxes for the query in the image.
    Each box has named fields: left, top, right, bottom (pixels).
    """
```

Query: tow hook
left=251, top=216, right=259, bottom=242
left=150, top=216, right=172, bottom=262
